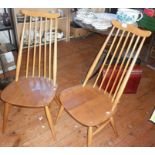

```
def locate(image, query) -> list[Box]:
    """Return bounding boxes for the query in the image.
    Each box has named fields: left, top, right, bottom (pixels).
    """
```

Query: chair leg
left=3, top=103, right=11, bottom=133
left=88, top=126, right=93, bottom=147
left=55, top=105, right=64, bottom=124
left=44, top=106, right=56, bottom=141
left=110, top=117, right=118, bottom=137
left=54, top=95, right=61, bottom=105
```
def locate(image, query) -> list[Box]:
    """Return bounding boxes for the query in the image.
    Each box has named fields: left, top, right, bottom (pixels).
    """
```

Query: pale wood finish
left=21, top=9, right=60, bottom=19
left=1, top=10, right=59, bottom=140
left=112, top=36, right=140, bottom=102
left=32, top=17, right=37, bottom=77
left=59, top=85, right=113, bottom=126
left=88, top=127, right=93, bottom=147
left=0, top=34, right=154, bottom=146
left=44, top=18, right=47, bottom=78
left=99, top=29, right=123, bottom=90
left=44, top=106, right=56, bottom=140
left=66, top=9, right=71, bottom=42
left=105, top=32, right=130, bottom=94
left=83, top=26, right=115, bottom=87
left=15, top=15, right=26, bottom=81
left=1, top=77, right=57, bottom=107
left=53, top=18, right=58, bottom=86
left=56, top=20, right=151, bottom=146
left=112, top=20, right=151, bottom=37
left=110, top=32, right=134, bottom=95
left=110, top=117, right=118, bottom=137
left=38, top=17, right=42, bottom=77
left=49, top=19, right=52, bottom=80
left=26, top=16, right=32, bottom=78
left=55, top=105, right=64, bottom=124
left=93, top=120, right=110, bottom=136
left=2, top=103, right=11, bottom=133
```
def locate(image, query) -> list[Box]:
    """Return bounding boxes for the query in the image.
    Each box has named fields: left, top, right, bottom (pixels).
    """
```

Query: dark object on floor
left=70, top=21, right=81, bottom=28
left=0, top=76, right=15, bottom=90
left=98, top=65, right=143, bottom=94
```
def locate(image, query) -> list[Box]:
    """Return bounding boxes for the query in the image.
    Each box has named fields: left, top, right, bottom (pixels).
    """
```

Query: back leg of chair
left=55, top=105, right=64, bottom=124
left=54, top=95, right=61, bottom=105
left=88, top=126, right=93, bottom=147
left=44, top=105, right=56, bottom=140
left=3, top=102, right=12, bottom=133
left=110, top=117, right=118, bottom=137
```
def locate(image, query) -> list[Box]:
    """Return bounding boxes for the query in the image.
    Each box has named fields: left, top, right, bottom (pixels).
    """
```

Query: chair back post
left=112, top=35, right=140, bottom=101
left=105, top=31, right=130, bottom=95
left=44, top=17, right=47, bottom=78
left=83, top=26, right=115, bottom=87
left=83, top=20, right=151, bottom=111
left=109, top=33, right=135, bottom=96
left=112, top=37, right=146, bottom=111
left=38, top=17, right=42, bottom=78
left=32, top=17, right=37, bottom=77
left=26, top=16, right=32, bottom=78
left=53, top=18, right=58, bottom=86
left=15, top=15, right=26, bottom=81
left=15, top=9, right=60, bottom=84
left=99, top=29, right=124, bottom=91
left=93, top=28, right=120, bottom=88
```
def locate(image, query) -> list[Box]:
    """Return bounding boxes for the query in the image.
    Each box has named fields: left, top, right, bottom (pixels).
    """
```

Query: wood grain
left=1, top=77, right=57, bottom=107
left=0, top=33, right=154, bottom=146
left=1, top=10, right=59, bottom=140
left=60, top=85, right=113, bottom=126
left=21, top=9, right=60, bottom=19
left=57, top=20, right=151, bottom=146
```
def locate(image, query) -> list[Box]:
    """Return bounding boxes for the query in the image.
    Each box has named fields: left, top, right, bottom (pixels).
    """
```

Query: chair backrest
left=15, top=9, right=60, bottom=87
left=83, top=20, right=151, bottom=111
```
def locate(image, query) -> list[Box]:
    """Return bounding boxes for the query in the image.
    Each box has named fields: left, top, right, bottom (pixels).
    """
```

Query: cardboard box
left=70, top=27, right=92, bottom=38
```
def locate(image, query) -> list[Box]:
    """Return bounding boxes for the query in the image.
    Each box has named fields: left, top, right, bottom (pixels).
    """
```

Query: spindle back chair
left=1, top=10, right=60, bottom=140
left=16, top=9, right=59, bottom=83
left=56, top=20, right=151, bottom=146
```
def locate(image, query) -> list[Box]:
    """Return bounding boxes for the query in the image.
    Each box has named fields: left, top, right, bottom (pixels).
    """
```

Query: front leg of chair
left=88, top=126, right=93, bottom=147
left=110, top=117, right=118, bottom=137
left=45, top=106, right=56, bottom=141
left=3, top=102, right=11, bottom=133
left=55, top=105, right=64, bottom=124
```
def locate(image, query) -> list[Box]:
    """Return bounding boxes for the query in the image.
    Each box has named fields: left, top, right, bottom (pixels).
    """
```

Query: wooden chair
left=1, top=10, right=60, bottom=140
left=56, top=20, right=151, bottom=146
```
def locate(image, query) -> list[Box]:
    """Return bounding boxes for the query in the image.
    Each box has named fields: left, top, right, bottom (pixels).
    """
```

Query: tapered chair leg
left=55, top=105, right=64, bottom=124
left=54, top=95, right=61, bottom=105
left=110, top=117, right=118, bottom=137
left=45, top=106, right=56, bottom=140
left=88, top=126, right=93, bottom=147
left=3, top=103, right=11, bottom=133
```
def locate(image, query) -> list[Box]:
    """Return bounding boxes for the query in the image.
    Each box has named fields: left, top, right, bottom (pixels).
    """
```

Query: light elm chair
left=1, top=10, right=60, bottom=140
left=55, top=20, right=151, bottom=146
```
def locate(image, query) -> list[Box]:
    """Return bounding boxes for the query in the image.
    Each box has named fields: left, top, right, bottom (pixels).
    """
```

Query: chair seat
left=60, top=85, right=113, bottom=126
left=1, top=77, right=57, bottom=107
